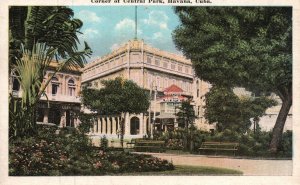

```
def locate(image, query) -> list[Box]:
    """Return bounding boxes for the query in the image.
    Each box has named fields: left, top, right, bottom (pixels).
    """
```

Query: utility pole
left=149, top=82, right=157, bottom=139
left=134, top=6, right=137, bottom=40
left=153, top=85, right=157, bottom=138
left=149, top=83, right=152, bottom=138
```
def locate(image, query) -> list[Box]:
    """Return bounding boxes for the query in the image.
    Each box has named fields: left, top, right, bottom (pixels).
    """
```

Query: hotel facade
left=82, top=39, right=214, bottom=138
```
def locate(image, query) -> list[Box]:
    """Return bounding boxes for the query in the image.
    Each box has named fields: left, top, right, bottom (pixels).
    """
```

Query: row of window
left=84, top=54, right=193, bottom=79
left=146, top=56, right=192, bottom=74
left=84, top=55, right=126, bottom=78
left=147, top=74, right=192, bottom=92
left=50, top=77, right=77, bottom=96
left=12, top=76, right=77, bottom=97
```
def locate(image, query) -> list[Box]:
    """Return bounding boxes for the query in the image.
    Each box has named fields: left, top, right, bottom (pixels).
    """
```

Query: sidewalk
left=135, top=152, right=293, bottom=175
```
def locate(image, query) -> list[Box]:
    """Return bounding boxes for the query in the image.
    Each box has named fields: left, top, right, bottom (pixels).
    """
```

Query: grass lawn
left=116, top=165, right=243, bottom=176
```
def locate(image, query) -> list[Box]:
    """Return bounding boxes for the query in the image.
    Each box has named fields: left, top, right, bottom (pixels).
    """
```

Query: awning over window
left=156, top=113, right=176, bottom=119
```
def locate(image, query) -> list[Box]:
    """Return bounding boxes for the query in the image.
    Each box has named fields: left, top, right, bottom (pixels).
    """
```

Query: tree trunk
left=189, top=132, right=194, bottom=152
left=269, top=94, right=292, bottom=153
left=184, top=119, right=189, bottom=150
left=120, top=112, right=125, bottom=148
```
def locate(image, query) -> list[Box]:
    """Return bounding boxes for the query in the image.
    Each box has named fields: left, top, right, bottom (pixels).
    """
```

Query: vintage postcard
left=1, top=0, right=300, bottom=185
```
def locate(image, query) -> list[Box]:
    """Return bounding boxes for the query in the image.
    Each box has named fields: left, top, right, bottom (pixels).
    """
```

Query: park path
left=135, top=152, right=292, bottom=176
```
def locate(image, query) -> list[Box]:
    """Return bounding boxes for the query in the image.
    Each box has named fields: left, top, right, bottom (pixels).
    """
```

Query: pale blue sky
left=70, top=6, right=181, bottom=62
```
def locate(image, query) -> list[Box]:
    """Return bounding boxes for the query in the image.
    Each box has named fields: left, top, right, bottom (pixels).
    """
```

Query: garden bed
left=9, top=125, right=174, bottom=176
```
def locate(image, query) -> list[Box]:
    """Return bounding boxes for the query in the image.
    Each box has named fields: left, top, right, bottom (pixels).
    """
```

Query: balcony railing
left=10, top=90, right=81, bottom=104
left=40, top=93, right=81, bottom=103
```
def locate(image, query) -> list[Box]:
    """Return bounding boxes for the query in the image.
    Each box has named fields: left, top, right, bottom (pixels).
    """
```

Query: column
left=93, top=119, right=97, bottom=134
left=74, top=118, right=78, bottom=128
left=76, top=77, right=81, bottom=96
left=107, top=117, right=111, bottom=135
left=112, top=117, right=117, bottom=135
left=97, top=117, right=101, bottom=133
left=102, top=117, right=107, bottom=134
left=139, top=113, right=144, bottom=135
left=100, top=118, right=103, bottom=134
left=59, top=110, right=66, bottom=128
left=43, top=108, right=49, bottom=123
left=116, top=117, right=120, bottom=134
left=143, top=116, right=147, bottom=135
left=125, top=113, right=130, bottom=135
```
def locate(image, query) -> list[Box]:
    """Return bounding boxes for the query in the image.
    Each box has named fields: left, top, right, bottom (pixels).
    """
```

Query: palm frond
left=15, top=42, right=54, bottom=108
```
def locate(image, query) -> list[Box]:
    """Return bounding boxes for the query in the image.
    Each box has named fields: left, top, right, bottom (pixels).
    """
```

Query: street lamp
left=149, top=82, right=157, bottom=139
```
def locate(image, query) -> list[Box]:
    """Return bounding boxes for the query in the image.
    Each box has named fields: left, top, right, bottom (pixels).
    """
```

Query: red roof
left=163, top=84, right=183, bottom=94
left=160, top=94, right=186, bottom=101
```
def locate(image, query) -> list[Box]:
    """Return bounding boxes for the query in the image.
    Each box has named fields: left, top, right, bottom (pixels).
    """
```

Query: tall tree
left=176, top=100, right=197, bottom=151
left=173, top=7, right=292, bottom=152
left=9, top=6, right=92, bottom=137
left=204, top=86, right=277, bottom=133
left=81, top=77, right=150, bottom=147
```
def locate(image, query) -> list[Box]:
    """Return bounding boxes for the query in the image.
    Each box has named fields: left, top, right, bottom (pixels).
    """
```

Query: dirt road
left=138, top=153, right=292, bottom=175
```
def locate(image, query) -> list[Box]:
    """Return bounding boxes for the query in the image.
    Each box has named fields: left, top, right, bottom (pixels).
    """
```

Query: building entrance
left=130, top=117, right=140, bottom=135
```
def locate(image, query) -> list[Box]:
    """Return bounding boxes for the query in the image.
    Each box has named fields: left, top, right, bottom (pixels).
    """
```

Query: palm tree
left=10, top=6, right=87, bottom=67
left=9, top=6, right=92, bottom=138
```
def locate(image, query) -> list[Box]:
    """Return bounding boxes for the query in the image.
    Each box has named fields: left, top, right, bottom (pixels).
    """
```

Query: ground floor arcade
left=36, top=102, right=81, bottom=128
left=89, top=113, right=180, bottom=139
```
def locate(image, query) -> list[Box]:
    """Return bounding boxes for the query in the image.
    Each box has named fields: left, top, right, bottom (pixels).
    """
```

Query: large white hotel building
left=82, top=39, right=214, bottom=138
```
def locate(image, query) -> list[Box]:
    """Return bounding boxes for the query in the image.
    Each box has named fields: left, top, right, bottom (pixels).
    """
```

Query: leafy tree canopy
left=9, top=6, right=91, bottom=69
left=204, top=86, right=277, bottom=133
left=81, top=77, right=150, bottom=115
left=173, top=7, right=292, bottom=152
left=176, top=100, right=197, bottom=128
left=173, top=7, right=291, bottom=94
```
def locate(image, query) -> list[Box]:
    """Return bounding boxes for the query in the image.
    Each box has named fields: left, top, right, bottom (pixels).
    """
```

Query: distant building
left=233, top=87, right=292, bottom=131
left=9, top=62, right=82, bottom=127
left=82, top=39, right=213, bottom=138
left=156, top=84, right=188, bottom=132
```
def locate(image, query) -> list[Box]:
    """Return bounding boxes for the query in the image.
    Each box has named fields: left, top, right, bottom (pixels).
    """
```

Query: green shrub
left=165, top=139, right=183, bottom=150
left=76, top=112, right=94, bottom=134
left=160, top=126, right=292, bottom=157
left=205, top=129, right=292, bottom=157
left=106, top=152, right=174, bottom=172
left=100, top=136, right=108, bottom=151
left=278, top=130, right=292, bottom=157
left=9, top=125, right=174, bottom=175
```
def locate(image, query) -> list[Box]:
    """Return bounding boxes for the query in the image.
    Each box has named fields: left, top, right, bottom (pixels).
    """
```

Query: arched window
left=68, top=79, right=76, bottom=96
left=130, top=117, right=140, bottom=135
left=11, top=70, right=20, bottom=92
left=51, top=77, right=59, bottom=95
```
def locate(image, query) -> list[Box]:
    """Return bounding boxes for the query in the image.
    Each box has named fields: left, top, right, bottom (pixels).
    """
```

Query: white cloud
left=78, top=28, right=101, bottom=43
left=114, top=18, right=143, bottom=41
left=83, top=28, right=99, bottom=38
left=143, top=11, right=169, bottom=30
left=77, top=10, right=102, bottom=23
left=115, top=18, right=135, bottom=31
